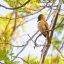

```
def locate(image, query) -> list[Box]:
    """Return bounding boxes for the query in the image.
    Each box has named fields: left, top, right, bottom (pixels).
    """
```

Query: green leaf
left=23, top=56, right=39, bottom=64
left=4, top=0, right=20, bottom=7
left=9, top=52, right=14, bottom=56
left=56, top=27, right=63, bottom=33
left=62, top=0, right=64, bottom=3
left=18, top=8, right=27, bottom=12
left=4, top=56, right=10, bottom=64
left=0, top=48, right=9, bottom=60
left=52, top=37, right=61, bottom=45
left=37, top=0, right=40, bottom=2
left=44, top=58, right=49, bottom=64
left=20, top=0, right=27, bottom=4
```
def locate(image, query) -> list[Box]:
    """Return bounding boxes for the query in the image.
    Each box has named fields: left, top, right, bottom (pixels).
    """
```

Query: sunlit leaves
left=0, top=14, right=11, bottom=51
left=15, top=12, right=25, bottom=31
left=44, top=56, right=56, bottom=64
left=1, top=0, right=64, bottom=64
left=4, top=0, right=28, bottom=7
left=44, top=58, right=49, bottom=64
left=19, top=1, right=40, bottom=14
left=62, top=0, right=64, bottom=3
left=52, top=37, right=61, bottom=47
left=23, top=56, right=40, bottom=64
left=44, top=56, right=64, bottom=64
left=20, top=0, right=27, bottom=5
left=4, top=0, right=41, bottom=14
left=49, top=56, right=59, bottom=64
left=0, top=12, right=25, bottom=34
left=23, top=56, right=64, bottom=64
left=0, top=48, right=10, bottom=64
left=0, top=31, right=11, bottom=50
left=59, top=59, right=64, bottom=64
left=0, top=17, right=7, bottom=33
left=4, top=0, right=20, bottom=7
left=56, top=27, right=63, bottom=33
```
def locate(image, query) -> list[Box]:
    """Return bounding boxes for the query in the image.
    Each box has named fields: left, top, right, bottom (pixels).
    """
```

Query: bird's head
left=37, top=14, right=43, bottom=22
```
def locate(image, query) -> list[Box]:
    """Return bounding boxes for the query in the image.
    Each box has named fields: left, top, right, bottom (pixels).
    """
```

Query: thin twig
left=17, top=57, right=28, bottom=64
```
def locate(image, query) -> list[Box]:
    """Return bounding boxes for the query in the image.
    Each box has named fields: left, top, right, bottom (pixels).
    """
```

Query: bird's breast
left=38, top=21, right=46, bottom=32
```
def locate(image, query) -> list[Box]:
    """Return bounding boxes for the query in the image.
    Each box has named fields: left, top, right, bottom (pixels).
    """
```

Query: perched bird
left=37, top=14, right=50, bottom=43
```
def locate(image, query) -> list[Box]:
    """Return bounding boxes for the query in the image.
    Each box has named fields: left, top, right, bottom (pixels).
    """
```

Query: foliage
left=44, top=56, right=64, bottom=64
left=23, top=56, right=64, bottom=64
left=0, top=0, right=64, bottom=64
left=23, top=56, right=40, bottom=64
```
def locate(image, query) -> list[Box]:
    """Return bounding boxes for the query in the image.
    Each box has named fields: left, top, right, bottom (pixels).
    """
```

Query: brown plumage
left=38, top=14, right=50, bottom=43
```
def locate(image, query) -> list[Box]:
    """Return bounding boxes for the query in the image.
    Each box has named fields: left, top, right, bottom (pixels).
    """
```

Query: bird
left=37, top=14, right=51, bottom=43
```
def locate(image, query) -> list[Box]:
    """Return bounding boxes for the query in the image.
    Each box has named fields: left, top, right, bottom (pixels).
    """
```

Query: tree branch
left=40, top=0, right=62, bottom=64
left=10, top=11, right=17, bottom=36
left=0, top=0, right=30, bottom=10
